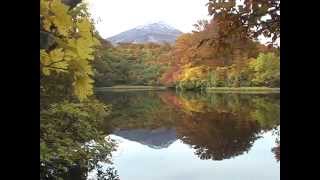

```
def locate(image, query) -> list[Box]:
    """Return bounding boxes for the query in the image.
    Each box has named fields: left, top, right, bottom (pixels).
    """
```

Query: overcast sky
left=86, top=0, right=211, bottom=38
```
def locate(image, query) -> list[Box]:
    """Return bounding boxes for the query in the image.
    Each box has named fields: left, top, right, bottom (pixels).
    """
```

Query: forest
left=93, top=23, right=280, bottom=90
left=40, top=0, right=280, bottom=179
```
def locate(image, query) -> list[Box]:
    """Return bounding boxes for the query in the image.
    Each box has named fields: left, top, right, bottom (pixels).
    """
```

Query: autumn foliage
left=160, top=16, right=279, bottom=89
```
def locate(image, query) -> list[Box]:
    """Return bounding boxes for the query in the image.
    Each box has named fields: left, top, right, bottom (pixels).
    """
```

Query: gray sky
left=86, top=0, right=211, bottom=38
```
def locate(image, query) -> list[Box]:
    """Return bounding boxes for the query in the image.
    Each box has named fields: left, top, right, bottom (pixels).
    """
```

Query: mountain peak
left=135, top=21, right=175, bottom=30
left=107, top=22, right=182, bottom=44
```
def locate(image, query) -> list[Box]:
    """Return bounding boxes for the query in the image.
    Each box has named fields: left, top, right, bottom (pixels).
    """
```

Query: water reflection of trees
left=96, top=91, right=180, bottom=131
left=58, top=164, right=120, bottom=180
left=171, top=93, right=280, bottom=160
left=159, top=91, right=280, bottom=161
left=97, top=90, right=280, bottom=162
left=271, top=126, right=280, bottom=162
left=176, top=111, right=261, bottom=160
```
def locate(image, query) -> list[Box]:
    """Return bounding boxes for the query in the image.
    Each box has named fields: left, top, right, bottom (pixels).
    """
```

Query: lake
left=89, top=90, right=280, bottom=180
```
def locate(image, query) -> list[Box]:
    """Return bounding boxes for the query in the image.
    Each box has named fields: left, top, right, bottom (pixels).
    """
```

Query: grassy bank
left=206, top=87, right=280, bottom=93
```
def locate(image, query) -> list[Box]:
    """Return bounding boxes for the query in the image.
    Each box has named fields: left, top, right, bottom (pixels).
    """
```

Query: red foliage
left=158, top=91, right=184, bottom=110
left=160, top=65, right=182, bottom=86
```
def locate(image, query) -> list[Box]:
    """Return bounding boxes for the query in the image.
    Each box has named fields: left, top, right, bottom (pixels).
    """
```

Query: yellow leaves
left=68, top=59, right=94, bottom=101
left=76, top=38, right=95, bottom=60
left=179, top=98, right=206, bottom=113
left=179, top=65, right=208, bottom=82
left=58, top=35, right=97, bottom=101
left=176, top=65, right=211, bottom=89
left=74, top=19, right=100, bottom=60
left=42, top=68, right=51, bottom=76
left=66, top=35, right=97, bottom=61
left=40, top=0, right=100, bottom=101
left=42, top=18, right=52, bottom=32
left=41, top=0, right=73, bottom=36
left=50, top=0, right=73, bottom=36
left=40, top=49, right=68, bottom=75
left=73, top=76, right=94, bottom=101
left=40, top=0, right=49, bottom=16
left=40, top=50, right=50, bottom=65
left=77, top=19, right=92, bottom=37
left=69, top=59, right=93, bottom=76
left=40, top=50, right=51, bottom=75
left=49, top=48, right=64, bottom=61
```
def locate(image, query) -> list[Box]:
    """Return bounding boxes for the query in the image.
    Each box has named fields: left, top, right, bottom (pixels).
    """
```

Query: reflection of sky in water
left=91, top=131, right=279, bottom=180
left=88, top=92, right=280, bottom=180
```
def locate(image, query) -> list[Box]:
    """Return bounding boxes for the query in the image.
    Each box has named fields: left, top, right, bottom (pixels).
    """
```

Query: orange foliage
left=158, top=91, right=184, bottom=109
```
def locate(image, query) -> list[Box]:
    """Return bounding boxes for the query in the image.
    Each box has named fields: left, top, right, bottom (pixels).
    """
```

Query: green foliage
left=40, top=1, right=117, bottom=179
left=251, top=97, right=280, bottom=130
left=96, top=166, right=120, bottom=180
left=40, top=99, right=116, bottom=179
left=96, top=91, right=177, bottom=130
left=249, top=53, right=280, bottom=87
left=93, top=43, right=171, bottom=86
left=226, top=64, right=253, bottom=87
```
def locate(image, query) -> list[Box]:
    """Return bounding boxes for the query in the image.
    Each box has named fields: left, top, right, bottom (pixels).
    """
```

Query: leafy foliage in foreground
left=40, top=1, right=116, bottom=179
left=40, top=0, right=100, bottom=101
left=40, top=100, right=116, bottom=179
left=207, top=0, right=280, bottom=46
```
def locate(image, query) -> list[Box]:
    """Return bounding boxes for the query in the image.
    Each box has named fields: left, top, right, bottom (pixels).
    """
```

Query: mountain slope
left=107, top=22, right=183, bottom=44
left=113, top=128, right=177, bottom=149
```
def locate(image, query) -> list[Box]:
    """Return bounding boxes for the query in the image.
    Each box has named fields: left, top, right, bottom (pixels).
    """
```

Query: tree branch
left=45, top=59, right=67, bottom=67
left=44, top=66, right=68, bottom=71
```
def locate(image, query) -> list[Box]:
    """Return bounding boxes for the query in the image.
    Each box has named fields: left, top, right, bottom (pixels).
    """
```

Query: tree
left=160, top=15, right=272, bottom=89
left=62, top=0, right=82, bottom=9
left=93, top=42, right=171, bottom=86
left=207, top=0, right=280, bottom=45
left=177, top=65, right=209, bottom=90
left=249, top=52, right=280, bottom=87
left=40, top=0, right=100, bottom=101
left=40, top=100, right=116, bottom=179
left=40, top=1, right=117, bottom=179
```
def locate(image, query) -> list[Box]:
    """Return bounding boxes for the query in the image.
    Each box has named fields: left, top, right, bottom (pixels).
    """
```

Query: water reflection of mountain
left=96, top=90, right=280, bottom=161
left=113, top=128, right=177, bottom=149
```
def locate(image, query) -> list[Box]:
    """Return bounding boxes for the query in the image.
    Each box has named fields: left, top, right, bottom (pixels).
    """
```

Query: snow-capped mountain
left=107, top=21, right=183, bottom=44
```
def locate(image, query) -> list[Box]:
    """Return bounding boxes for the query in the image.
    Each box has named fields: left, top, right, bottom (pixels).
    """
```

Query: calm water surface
left=91, top=90, right=280, bottom=180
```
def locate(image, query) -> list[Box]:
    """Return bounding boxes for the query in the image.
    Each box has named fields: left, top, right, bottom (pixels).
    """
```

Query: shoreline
left=95, top=86, right=280, bottom=93
left=205, top=87, right=280, bottom=93
left=94, top=85, right=167, bottom=91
